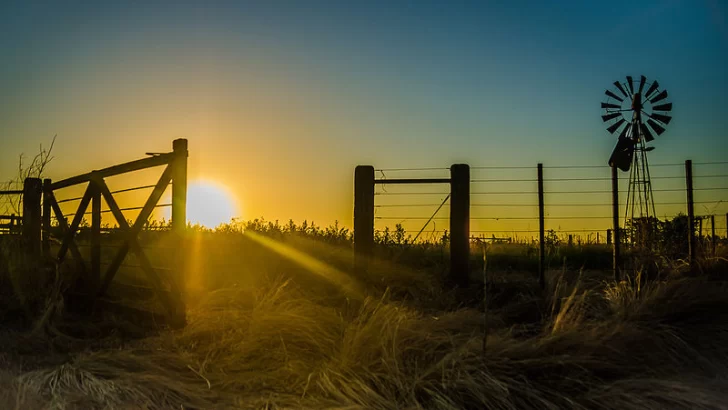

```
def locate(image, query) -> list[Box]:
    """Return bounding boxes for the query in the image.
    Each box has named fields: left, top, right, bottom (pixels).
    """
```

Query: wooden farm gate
left=43, top=139, right=188, bottom=327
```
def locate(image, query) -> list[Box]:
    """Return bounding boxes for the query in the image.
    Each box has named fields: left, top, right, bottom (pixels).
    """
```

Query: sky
left=1, top=0, right=726, bottom=234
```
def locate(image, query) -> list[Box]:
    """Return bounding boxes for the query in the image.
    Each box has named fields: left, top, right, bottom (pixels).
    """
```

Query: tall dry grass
left=2, top=230, right=728, bottom=409
left=3, top=269, right=728, bottom=409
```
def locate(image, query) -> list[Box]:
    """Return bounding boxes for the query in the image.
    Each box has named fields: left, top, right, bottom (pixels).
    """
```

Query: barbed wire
left=373, top=161, right=728, bottom=173
left=376, top=201, right=728, bottom=207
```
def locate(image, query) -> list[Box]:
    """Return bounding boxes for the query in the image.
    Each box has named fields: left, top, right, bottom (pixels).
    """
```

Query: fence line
left=372, top=160, right=728, bottom=246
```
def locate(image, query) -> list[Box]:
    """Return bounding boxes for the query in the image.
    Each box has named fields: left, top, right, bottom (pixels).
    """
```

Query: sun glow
left=186, top=180, right=238, bottom=228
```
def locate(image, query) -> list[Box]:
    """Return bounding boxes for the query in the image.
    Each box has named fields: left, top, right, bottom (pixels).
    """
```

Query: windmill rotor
left=601, top=75, right=673, bottom=170
left=600, top=75, right=674, bottom=243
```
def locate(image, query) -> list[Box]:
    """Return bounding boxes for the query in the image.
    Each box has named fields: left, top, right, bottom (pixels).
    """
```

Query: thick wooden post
left=171, top=138, right=188, bottom=327
left=611, top=165, right=621, bottom=281
left=686, top=160, right=695, bottom=270
left=537, top=163, right=545, bottom=289
left=23, top=178, right=42, bottom=258
left=450, top=164, right=470, bottom=288
left=711, top=214, right=716, bottom=257
left=354, top=165, right=375, bottom=273
left=42, top=179, right=52, bottom=257
left=172, top=139, right=188, bottom=233
left=90, top=178, right=102, bottom=291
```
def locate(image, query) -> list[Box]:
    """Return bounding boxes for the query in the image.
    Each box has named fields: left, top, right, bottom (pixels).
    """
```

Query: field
left=2, top=221, right=728, bottom=409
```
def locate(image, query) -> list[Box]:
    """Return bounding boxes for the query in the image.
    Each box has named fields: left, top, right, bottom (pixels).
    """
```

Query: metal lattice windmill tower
left=601, top=75, right=673, bottom=241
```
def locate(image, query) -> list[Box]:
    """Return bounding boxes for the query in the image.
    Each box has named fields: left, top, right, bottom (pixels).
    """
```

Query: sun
left=186, top=180, right=238, bottom=228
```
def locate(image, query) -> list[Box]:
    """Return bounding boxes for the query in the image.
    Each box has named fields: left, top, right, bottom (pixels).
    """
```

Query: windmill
left=601, top=75, right=673, bottom=244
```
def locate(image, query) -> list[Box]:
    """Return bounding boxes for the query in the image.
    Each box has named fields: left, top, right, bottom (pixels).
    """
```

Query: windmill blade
left=640, top=123, right=655, bottom=142
left=614, top=81, right=629, bottom=98
left=649, top=89, right=668, bottom=103
left=605, top=90, right=624, bottom=102
left=602, top=112, right=622, bottom=122
left=607, top=118, right=626, bottom=134
left=647, top=119, right=667, bottom=135
left=601, top=102, right=621, bottom=110
left=626, top=76, right=634, bottom=94
left=608, top=136, right=635, bottom=171
left=644, top=81, right=660, bottom=99
left=638, top=75, right=647, bottom=94
left=652, top=103, right=672, bottom=111
left=650, top=112, right=672, bottom=124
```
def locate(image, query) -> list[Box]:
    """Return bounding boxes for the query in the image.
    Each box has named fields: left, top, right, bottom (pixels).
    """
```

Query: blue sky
left=0, top=0, right=726, bottom=226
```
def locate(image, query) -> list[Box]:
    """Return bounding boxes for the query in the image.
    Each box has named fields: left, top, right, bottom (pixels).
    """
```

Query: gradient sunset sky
left=1, top=1, right=726, bottom=232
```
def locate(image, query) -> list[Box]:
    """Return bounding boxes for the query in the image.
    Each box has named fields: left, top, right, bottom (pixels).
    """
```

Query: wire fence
left=374, top=162, right=728, bottom=244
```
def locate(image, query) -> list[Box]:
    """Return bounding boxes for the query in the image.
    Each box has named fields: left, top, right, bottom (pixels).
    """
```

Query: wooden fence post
left=611, top=165, right=621, bottom=281
left=42, top=179, right=52, bottom=257
left=91, top=178, right=102, bottom=291
left=726, top=213, right=728, bottom=240
left=537, top=163, right=545, bottom=290
left=354, top=165, right=375, bottom=273
left=607, top=229, right=612, bottom=245
left=23, top=178, right=42, bottom=258
left=685, top=160, right=695, bottom=270
left=172, top=139, right=188, bottom=233
left=171, top=138, right=188, bottom=326
left=450, top=164, right=470, bottom=288
left=711, top=214, right=716, bottom=257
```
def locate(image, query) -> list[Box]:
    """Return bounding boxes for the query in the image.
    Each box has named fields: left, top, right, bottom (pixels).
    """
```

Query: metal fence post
left=686, top=160, right=695, bottom=270
left=611, top=165, right=621, bottom=281
left=537, top=163, right=545, bottom=290
left=450, top=164, right=470, bottom=288
left=354, top=165, right=375, bottom=273
left=711, top=214, right=716, bottom=257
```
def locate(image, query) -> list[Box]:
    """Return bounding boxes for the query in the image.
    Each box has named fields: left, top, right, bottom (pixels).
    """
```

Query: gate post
left=90, top=178, right=102, bottom=291
left=23, top=178, right=42, bottom=258
left=354, top=165, right=375, bottom=273
left=450, top=164, right=470, bottom=288
left=42, top=179, right=52, bottom=257
left=171, top=138, right=189, bottom=326
left=172, top=139, right=188, bottom=233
